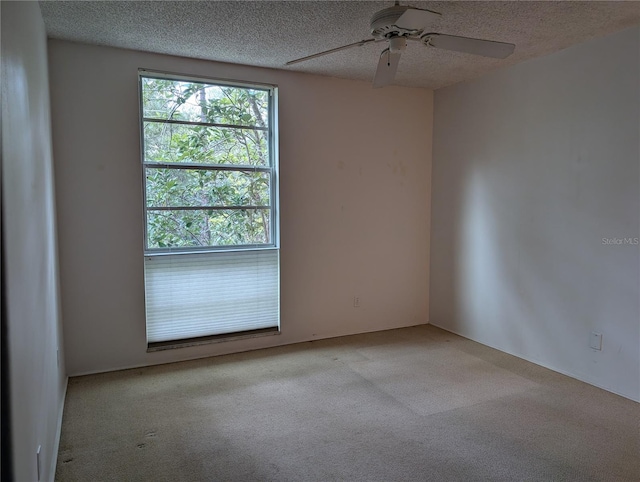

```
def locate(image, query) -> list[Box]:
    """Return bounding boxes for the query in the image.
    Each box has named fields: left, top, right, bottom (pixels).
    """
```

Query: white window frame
left=139, top=70, right=279, bottom=253
left=139, top=69, right=280, bottom=349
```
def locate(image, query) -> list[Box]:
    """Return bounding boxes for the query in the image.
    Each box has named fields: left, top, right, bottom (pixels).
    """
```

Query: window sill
left=147, top=326, right=280, bottom=352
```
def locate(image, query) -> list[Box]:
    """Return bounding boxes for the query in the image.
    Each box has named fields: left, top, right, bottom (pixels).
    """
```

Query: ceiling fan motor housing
left=370, top=6, right=420, bottom=39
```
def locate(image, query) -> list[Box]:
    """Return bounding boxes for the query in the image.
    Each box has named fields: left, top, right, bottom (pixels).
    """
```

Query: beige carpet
left=56, top=325, right=639, bottom=481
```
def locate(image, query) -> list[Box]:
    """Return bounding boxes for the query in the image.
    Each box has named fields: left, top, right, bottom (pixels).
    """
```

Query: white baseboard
left=68, top=321, right=430, bottom=377
left=49, top=375, right=68, bottom=482
left=429, top=322, right=640, bottom=403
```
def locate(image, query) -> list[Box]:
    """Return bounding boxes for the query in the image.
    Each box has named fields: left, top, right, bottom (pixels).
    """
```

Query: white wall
left=1, top=2, right=67, bottom=480
left=431, top=26, right=639, bottom=401
left=48, top=40, right=433, bottom=376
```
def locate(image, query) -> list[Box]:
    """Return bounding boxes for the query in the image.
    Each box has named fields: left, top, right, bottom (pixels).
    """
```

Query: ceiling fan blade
left=396, top=7, right=441, bottom=31
left=286, top=38, right=376, bottom=65
left=425, top=34, right=515, bottom=59
left=373, top=48, right=401, bottom=88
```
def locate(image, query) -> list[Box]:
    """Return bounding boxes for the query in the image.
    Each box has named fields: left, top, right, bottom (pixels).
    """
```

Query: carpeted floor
left=56, top=325, right=639, bottom=481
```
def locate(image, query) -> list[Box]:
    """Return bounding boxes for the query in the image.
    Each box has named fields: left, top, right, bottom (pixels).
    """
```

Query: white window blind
left=145, top=250, right=279, bottom=343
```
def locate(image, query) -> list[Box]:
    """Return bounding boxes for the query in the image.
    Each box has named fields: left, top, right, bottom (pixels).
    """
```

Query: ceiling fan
left=286, top=2, right=516, bottom=88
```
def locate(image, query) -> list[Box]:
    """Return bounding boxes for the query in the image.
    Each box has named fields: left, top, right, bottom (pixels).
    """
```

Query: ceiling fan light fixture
left=389, top=36, right=407, bottom=53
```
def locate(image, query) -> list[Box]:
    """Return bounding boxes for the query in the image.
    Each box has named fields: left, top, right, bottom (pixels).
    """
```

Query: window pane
left=147, top=209, right=271, bottom=248
left=146, top=168, right=270, bottom=208
left=143, top=122, right=268, bottom=166
left=142, top=77, right=269, bottom=128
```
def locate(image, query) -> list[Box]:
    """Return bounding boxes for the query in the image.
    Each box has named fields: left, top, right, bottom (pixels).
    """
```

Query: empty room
left=2, top=1, right=639, bottom=481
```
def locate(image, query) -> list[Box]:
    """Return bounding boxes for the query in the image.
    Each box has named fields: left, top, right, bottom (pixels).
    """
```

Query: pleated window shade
left=144, top=249, right=279, bottom=343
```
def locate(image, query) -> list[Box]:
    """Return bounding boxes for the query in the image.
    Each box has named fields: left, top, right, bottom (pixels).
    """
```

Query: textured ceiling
left=39, top=1, right=640, bottom=89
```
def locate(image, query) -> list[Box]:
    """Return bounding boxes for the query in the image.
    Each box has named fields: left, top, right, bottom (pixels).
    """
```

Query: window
left=140, top=71, right=279, bottom=348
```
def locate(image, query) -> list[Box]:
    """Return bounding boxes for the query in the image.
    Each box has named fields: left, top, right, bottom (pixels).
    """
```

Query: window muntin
left=140, top=73, right=275, bottom=252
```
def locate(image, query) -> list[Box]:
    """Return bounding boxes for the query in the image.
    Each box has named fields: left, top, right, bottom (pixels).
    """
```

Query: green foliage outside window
left=141, top=76, right=274, bottom=250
